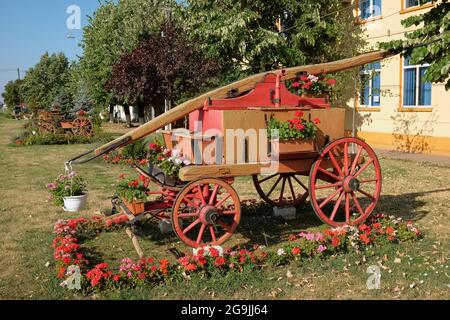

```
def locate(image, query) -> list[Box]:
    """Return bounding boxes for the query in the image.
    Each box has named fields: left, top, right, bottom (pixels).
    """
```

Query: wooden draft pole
left=95, top=49, right=396, bottom=156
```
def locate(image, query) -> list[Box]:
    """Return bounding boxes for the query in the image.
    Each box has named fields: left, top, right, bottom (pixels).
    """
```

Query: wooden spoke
left=183, top=219, right=201, bottom=234
left=209, top=226, right=217, bottom=243
left=353, top=158, right=374, bottom=178
left=287, top=177, right=296, bottom=202
left=345, top=193, right=350, bottom=223
left=330, top=191, right=344, bottom=221
left=350, top=145, right=363, bottom=175
left=258, top=174, right=278, bottom=184
left=209, top=185, right=219, bottom=205
left=278, top=177, right=287, bottom=203
left=317, top=167, right=340, bottom=181
left=328, top=150, right=344, bottom=177
left=266, top=175, right=283, bottom=198
left=215, top=193, right=231, bottom=208
left=315, top=182, right=342, bottom=190
left=357, top=188, right=375, bottom=200
left=292, top=175, right=308, bottom=191
left=196, top=224, right=206, bottom=244
left=319, top=187, right=342, bottom=209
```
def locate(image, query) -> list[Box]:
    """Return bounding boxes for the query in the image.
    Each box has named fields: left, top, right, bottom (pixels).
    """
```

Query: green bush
left=121, top=139, right=148, bottom=160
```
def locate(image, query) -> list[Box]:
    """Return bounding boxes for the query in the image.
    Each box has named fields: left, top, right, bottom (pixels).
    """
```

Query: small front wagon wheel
left=309, top=137, right=382, bottom=226
left=172, top=178, right=241, bottom=248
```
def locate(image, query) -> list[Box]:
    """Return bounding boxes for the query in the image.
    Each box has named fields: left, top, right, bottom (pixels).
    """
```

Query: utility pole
left=17, top=68, right=20, bottom=80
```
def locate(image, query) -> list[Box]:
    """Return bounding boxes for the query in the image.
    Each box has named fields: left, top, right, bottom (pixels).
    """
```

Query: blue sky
left=0, top=0, right=102, bottom=102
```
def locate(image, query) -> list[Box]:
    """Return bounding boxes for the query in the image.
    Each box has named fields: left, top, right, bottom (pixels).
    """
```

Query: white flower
left=277, top=248, right=286, bottom=256
left=308, top=74, right=319, bottom=82
left=183, top=159, right=192, bottom=166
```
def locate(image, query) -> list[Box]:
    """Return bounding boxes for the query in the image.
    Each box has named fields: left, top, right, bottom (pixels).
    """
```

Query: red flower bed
left=52, top=213, right=421, bottom=292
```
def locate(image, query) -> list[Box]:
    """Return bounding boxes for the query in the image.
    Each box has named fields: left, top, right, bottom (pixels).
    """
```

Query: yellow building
left=345, top=0, right=450, bottom=156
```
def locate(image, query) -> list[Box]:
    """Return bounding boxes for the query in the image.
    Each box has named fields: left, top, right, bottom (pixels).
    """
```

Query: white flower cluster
left=166, top=148, right=192, bottom=166
left=308, top=74, right=319, bottom=83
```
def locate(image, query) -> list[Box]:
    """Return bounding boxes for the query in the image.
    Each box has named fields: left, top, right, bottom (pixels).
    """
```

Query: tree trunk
left=123, top=105, right=131, bottom=128
left=138, top=102, right=145, bottom=125
left=109, top=104, right=114, bottom=123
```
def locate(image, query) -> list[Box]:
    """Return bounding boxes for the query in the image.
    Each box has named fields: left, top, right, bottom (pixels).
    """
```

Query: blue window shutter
left=373, top=0, right=382, bottom=17
left=371, top=71, right=381, bottom=106
left=403, top=68, right=416, bottom=106
left=419, top=67, right=432, bottom=105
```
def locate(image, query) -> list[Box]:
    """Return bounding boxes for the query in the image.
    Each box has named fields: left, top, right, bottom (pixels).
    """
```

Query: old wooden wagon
left=34, top=110, right=94, bottom=137
left=68, top=50, right=395, bottom=249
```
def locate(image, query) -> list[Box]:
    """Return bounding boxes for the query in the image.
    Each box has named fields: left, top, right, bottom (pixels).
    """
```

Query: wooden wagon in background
left=34, top=110, right=94, bottom=137
left=68, top=50, right=394, bottom=249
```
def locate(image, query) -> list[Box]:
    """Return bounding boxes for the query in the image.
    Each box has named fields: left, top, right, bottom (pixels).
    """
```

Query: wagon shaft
left=95, top=49, right=395, bottom=155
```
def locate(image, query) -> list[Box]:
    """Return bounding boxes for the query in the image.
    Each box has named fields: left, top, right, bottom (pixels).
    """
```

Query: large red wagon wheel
left=309, top=137, right=381, bottom=226
left=71, top=118, right=94, bottom=137
left=172, top=178, right=241, bottom=248
left=252, top=173, right=309, bottom=207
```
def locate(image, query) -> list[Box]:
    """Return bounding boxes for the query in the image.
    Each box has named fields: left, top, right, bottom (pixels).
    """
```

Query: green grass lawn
left=0, top=115, right=449, bottom=299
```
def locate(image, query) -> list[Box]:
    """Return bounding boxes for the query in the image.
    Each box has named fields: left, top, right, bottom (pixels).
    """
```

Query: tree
left=79, top=0, right=169, bottom=114
left=52, top=88, right=72, bottom=114
left=106, top=22, right=221, bottom=126
left=2, top=79, right=23, bottom=108
left=380, top=0, right=450, bottom=89
left=20, top=52, right=70, bottom=110
left=180, top=0, right=364, bottom=84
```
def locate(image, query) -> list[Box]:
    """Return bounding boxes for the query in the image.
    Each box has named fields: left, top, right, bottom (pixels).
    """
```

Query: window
left=358, top=0, right=382, bottom=20
left=404, top=0, right=430, bottom=9
left=403, top=56, right=432, bottom=107
left=360, top=61, right=381, bottom=107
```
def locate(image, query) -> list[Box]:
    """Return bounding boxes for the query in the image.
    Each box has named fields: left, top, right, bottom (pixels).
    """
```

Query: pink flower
left=292, top=81, right=300, bottom=88
left=68, top=171, right=77, bottom=178
left=317, top=245, right=327, bottom=253
left=47, top=183, right=57, bottom=190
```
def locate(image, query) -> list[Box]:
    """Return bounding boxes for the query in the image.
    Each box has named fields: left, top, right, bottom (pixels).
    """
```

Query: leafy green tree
left=2, top=79, right=23, bottom=108
left=21, top=52, right=70, bottom=110
left=180, top=0, right=364, bottom=83
left=79, top=0, right=169, bottom=112
left=380, top=0, right=450, bottom=89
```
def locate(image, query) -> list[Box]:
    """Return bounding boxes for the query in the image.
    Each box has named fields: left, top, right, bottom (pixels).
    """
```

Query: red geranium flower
left=294, top=111, right=304, bottom=118
left=214, top=257, right=226, bottom=266
left=331, top=236, right=340, bottom=247
left=112, top=274, right=120, bottom=282
left=291, top=247, right=301, bottom=255
left=185, top=263, right=197, bottom=271
left=327, top=79, right=337, bottom=85
left=359, top=234, right=371, bottom=244
left=296, top=123, right=306, bottom=131
left=299, top=75, right=308, bottom=82
left=313, top=118, right=321, bottom=125
left=139, top=175, right=147, bottom=182
left=292, top=81, right=300, bottom=88
left=385, top=226, right=394, bottom=235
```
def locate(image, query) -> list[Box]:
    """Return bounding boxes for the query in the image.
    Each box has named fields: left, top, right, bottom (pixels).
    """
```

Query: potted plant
left=290, top=73, right=337, bottom=101
left=267, top=111, right=321, bottom=159
left=115, top=174, right=149, bottom=215
left=47, top=171, right=87, bottom=212
left=147, top=143, right=191, bottom=186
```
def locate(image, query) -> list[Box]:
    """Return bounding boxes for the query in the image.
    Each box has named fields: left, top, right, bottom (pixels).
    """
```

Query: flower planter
left=63, top=193, right=88, bottom=212
left=148, top=163, right=180, bottom=187
left=123, top=199, right=145, bottom=216
left=270, top=138, right=315, bottom=160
